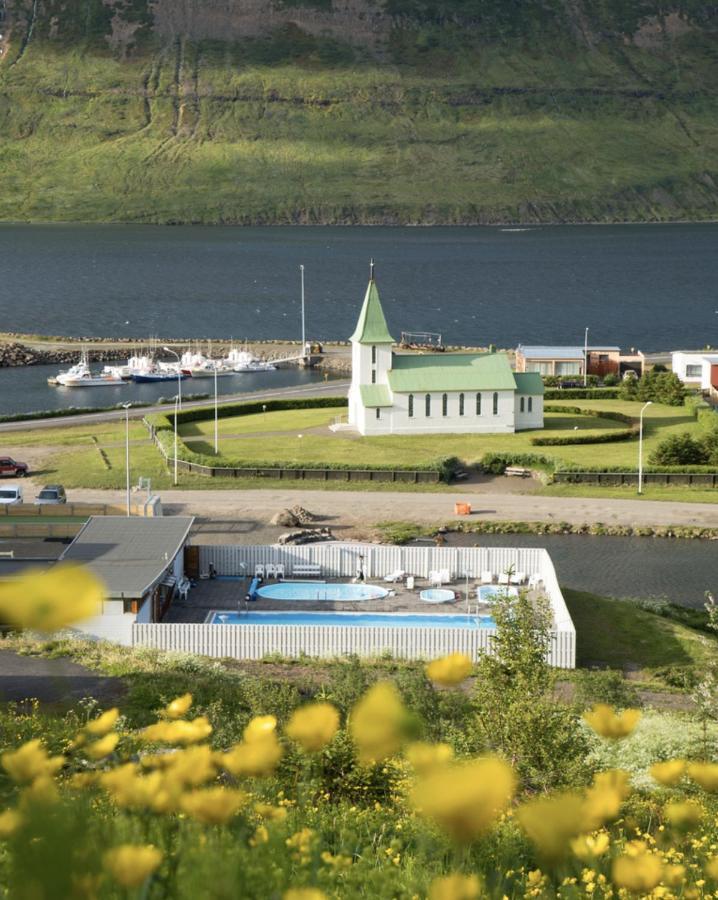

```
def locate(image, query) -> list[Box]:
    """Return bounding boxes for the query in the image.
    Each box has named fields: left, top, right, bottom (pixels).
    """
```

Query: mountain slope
left=0, top=0, right=717, bottom=224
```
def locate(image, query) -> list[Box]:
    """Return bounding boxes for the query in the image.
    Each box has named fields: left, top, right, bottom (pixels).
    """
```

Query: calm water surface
left=1, top=223, right=716, bottom=349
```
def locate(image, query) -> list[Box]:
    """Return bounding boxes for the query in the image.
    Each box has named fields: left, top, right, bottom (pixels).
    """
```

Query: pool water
left=478, top=585, right=519, bottom=602
left=256, top=581, right=389, bottom=602
left=209, top=611, right=495, bottom=628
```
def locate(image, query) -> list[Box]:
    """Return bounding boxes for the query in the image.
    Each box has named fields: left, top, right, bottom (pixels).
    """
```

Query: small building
left=516, top=345, right=644, bottom=378
left=672, top=351, right=718, bottom=395
left=59, top=516, right=194, bottom=644
left=347, top=270, right=544, bottom=436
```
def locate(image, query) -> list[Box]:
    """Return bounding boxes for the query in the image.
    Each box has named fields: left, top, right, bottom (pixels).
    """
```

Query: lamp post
left=173, top=394, right=179, bottom=486
left=122, top=402, right=132, bottom=516
left=162, top=346, right=182, bottom=410
left=299, top=264, right=306, bottom=357
left=638, top=400, right=652, bottom=495
left=583, top=327, right=589, bottom=387
left=213, top=364, right=218, bottom=455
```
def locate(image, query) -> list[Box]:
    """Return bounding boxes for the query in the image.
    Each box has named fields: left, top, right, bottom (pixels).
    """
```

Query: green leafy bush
left=619, top=371, right=686, bottom=406
left=649, top=432, right=709, bottom=466
left=573, top=670, right=639, bottom=710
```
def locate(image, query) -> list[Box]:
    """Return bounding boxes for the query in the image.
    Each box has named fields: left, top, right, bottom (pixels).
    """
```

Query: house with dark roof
left=347, top=269, right=544, bottom=436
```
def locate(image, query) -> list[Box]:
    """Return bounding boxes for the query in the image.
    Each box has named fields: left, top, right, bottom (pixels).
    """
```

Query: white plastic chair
left=384, top=569, right=405, bottom=583
left=498, top=572, right=510, bottom=586
left=528, top=574, right=541, bottom=590
left=481, top=570, right=494, bottom=584
left=429, top=570, right=442, bottom=587
left=266, top=564, right=277, bottom=579
left=510, top=571, right=526, bottom=586
left=275, top=564, right=285, bottom=579
left=439, top=568, right=451, bottom=584
left=254, top=565, right=265, bottom=579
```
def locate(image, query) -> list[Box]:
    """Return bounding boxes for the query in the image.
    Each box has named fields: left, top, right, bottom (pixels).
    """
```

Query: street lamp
left=638, top=401, right=652, bottom=495
left=121, top=402, right=132, bottom=516
left=173, top=394, right=179, bottom=486
left=213, top=363, right=219, bottom=455
left=299, top=264, right=306, bottom=356
left=162, top=346, right=182, bottom=410
left=583, top=327, right=589, bottom=387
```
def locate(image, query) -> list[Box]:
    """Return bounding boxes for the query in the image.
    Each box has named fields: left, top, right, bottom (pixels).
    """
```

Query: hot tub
left=419, top=588, right=455, bottom=604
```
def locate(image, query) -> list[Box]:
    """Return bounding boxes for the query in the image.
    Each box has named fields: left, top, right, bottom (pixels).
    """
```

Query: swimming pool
left=477, top=585, right=519, bottom=602
left=255, top=581, right=389, bottom=602
left=208, top=611, right=495, bottom=628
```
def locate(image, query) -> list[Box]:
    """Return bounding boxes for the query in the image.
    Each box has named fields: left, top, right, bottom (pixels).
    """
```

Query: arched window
left=442, top=393, right=448, bottom=417
left=520, top=397, right=525, bottom=413
left=476, top=393, right=482, bottom=415
left=459, top=393, right=464, bottom=416
left=371, top=370, right=376, bottom=384
left=376, top=408, right=381, bottom=420
left=528, top=397, right=533, bottom=413
left=425, top=394, right=431, bottom=417
left=408, top=394, right=414, bottom=418
left=371, top=345, right=376, bottom=365
left=493, top=392, right=499, bottom=415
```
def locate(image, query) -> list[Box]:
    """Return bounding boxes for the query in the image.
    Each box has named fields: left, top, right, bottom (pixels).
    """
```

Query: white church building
left=347, top=271, right=545, bottom=436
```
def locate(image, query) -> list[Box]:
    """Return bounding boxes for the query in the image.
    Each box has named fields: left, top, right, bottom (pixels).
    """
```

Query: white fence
left=132, top=542, right=576, bottom=668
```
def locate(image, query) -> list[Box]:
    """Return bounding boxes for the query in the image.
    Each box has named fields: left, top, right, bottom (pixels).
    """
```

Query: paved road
left=67, top=486, right=718, bottom=528
left=0, top=380, right=350, bottom=432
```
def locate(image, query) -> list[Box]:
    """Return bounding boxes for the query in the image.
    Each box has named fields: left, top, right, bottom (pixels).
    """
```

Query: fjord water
left=1, top=223, right=716, bottom=349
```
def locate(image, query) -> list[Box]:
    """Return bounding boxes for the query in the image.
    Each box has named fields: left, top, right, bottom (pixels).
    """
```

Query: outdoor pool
left=208, top=611, right=496, bottom=628
left=255, top=581, right=390, bottom=602
left=478, top=585, right=519, bottom=602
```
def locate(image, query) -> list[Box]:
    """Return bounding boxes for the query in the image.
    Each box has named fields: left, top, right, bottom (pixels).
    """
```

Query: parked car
left=0, top=457, right=28, bottom=478
left=0, top=486, right=23, bottom=505
left=35, top=485, right=67, bottom=505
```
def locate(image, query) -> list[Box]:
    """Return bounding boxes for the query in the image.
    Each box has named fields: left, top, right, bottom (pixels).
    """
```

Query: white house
left=672, top=351, right=718, bottom=395
left=347, top=271, right=544, bottom=436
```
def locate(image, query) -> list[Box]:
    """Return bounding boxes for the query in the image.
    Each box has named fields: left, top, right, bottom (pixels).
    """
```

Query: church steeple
left=349, top=262, right=394, bottom=345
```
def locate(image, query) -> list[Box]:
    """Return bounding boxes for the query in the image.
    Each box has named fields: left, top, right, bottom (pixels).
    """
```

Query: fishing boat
left=52, top=354, right=126, bottom=387
left=226, top=347, right=276, bottom=373
left=132, top=367, right=188, bottom=384
left=180, top=350, right=233, bottom=377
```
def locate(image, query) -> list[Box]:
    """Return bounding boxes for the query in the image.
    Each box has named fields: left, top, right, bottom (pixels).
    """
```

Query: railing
left=554, top=471, right=718, bottom=487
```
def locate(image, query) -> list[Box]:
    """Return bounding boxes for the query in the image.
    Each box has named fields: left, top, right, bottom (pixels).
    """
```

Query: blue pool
left=255, top=581, right=389, bottom=602
left=209, top=611, right=496, bottom=628
left=478, top=585, right=519, bottom=602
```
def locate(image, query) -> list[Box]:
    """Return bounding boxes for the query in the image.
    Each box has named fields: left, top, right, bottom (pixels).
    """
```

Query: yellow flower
left=406, top=741, right=454, bottom=775
left=687, top=762, right=718, bottom=792
left=517, top=792, right=587, bottom=860
left=220, top=732, right=283, bottom=778
left=99, top=765, right=179, bottom=814
left=664, top=800, right=703, bottom=830
left=84, top=708, right=120, bottom=737
left=180, top=788, right=246, bottom=825
left=705, top=857, right=718, bottom=880
left=583, top=704, right=641, bottom=739
left=20, top=776, right=59, bottom=808
left=141, top=716, right=212, bottom=746
left=161, top=745, right=216, bottom=788
left=254, top=802, right=288, bottom=822
left=570, top=833, right=610, bottom=861
left=428, top=873, right=482, bottom=900
left=285, top=702, right=340, bottom=752
left=349, top=681, right=409, bottom=765
left=612, top=846, right=663, bottom=893
left=163, top=693, right=193, bottom=719
left=411, top=756, right=515, bottom=842
left=0, top=809, right=22, bottom=838
left=663, top=864, right=686, bottom=887
left=85, top=733, right=119, bottom=761
left=283, top=891, right=327, bottom=900
left=250, top=825, right=269, bottom=847
left=103, top=844, right=162, bottom=889
left=650, top=759, right=686, bottom=787
left=244, top=715, right=278, bottom=742
left=426, top=653, right=472, bottom=687
left=0, top=563, right=104, bottom=631
left=592, top=769, right=632, bottom=800
left=286, top=828, right=316, bottom=863
left=2, top=740, right=65, bottom=784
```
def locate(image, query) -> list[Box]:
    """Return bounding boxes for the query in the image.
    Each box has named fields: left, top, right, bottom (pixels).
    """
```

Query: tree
left=472, top=590, right=589, bottom=791
left=700, top=427, right=718, bottom=466
left=619, top=370, right=686, bottom=406
left=649, top=432, right=708, bottom=466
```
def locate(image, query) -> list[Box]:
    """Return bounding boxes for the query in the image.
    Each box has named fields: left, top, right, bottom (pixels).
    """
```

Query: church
left=347, top=269, right=545, bottom=436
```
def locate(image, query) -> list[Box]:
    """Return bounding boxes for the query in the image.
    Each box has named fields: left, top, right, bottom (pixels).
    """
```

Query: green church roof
left=359, top=385, right=393, bottom=408
left=349, top=279, right=395, bottom=345
left=387, top=352, right=517, bottom=392
left=513, top=372, right=545, bottom=395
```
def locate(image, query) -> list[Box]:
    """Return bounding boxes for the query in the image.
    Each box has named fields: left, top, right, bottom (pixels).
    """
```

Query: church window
left=520, top=397, right=525, bottom=413
left=371, top=370, right=376, bottom=384
left=476, top=393, right=482, bottom=415
left=376, top=408, right=381, bottom=420
left=459, top=393, right=464, bottom=416
left=528, top=397, right=533, bottom=412
left=425, top=394, right=431, bottom=417
left=442, top=393, right=448, bottom=416
left=371, top=345, right=376, bottom=364
left=408, top=394, right=414, bottom=418
left=493, top=392, right=499, bottom=415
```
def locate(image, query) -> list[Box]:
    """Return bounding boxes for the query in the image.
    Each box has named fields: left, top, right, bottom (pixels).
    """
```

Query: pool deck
left=163, top=577, right=513, bottom=624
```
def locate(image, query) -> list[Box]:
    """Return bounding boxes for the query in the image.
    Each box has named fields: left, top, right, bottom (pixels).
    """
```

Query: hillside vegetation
left=0, top=0, right=717, bottom=224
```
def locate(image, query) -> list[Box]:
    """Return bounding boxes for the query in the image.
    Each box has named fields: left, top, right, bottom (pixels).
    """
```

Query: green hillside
left=0, top=0, right=717, bottom=224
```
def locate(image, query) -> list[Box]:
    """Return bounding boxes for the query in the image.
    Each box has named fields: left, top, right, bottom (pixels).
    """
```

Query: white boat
left=180, top=350, right=233, bottom=377
left=56, top=358, right=126, bottom=387
left=103, top=353, right=155, bottom=380
left=226, top=347, right=276, bottom=373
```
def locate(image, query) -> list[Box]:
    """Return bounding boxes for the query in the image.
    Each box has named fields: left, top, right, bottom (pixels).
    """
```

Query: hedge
left=148, top=396, right=349, bottom=428
left=480, top=452, right=556, bottom=475
left=543, top=388, right=619, bottom=400
left=531, top=429, right=636, bottom=446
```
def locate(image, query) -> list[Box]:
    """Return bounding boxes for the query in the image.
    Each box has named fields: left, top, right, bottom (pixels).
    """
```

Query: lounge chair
left=383, top=569, right=406, bottom=583
left=528, top=574, right=541, bottom=590
left=481, top=570, right=494, bottom=585
left=439, top=568, right=452, bottom=584
left=510, top=571, right=526, bottom=586
left=498, top=572, right=510, bottom=586
left=428, top=570, right=443, bottom=587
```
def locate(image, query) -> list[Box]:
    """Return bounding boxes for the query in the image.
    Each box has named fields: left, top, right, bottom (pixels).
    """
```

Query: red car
left=0, top=457, right=29, bottom=478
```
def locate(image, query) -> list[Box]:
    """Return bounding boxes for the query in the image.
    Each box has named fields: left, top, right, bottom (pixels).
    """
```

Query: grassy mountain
left=0, top=0, right=717, bottom=224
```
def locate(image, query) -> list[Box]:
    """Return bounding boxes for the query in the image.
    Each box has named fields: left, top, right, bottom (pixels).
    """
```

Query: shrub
left=602, top=373, right=619, bottom=386
left=619, top=370, right=686, bottom=406
left=573, top=670, right=639, bottom=710
left=543, top=388, right=619, bottom=399
left=649, top=432, right=708, bottom=466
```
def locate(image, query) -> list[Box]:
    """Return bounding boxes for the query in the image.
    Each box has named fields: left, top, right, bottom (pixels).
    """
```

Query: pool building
left=132, top=542, right=576, bottom=668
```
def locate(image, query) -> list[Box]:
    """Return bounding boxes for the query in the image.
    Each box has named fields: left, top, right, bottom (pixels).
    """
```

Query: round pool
left=256, top=581, right=389, bottom=602
left=419, top=589, right=456, bottom=604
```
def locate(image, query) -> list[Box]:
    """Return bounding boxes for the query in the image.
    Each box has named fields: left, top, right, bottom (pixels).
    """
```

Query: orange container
left=454, top=502, right=471, bottom=516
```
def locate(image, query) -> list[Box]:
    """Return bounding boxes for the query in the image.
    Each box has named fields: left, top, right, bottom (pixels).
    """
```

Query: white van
left=0, top=486, right=23, bottom=505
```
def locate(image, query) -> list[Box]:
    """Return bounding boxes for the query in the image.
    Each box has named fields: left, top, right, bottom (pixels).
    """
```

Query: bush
left=531, top=428, right=635, bottom=446
left=649, top=432, right=709, bottom=466
left=619, top=371, right=686, bottom=406
left=543, top=388, right=619, bottom=400
left=573, top=670, right=639, bottom=710
left=480, top=452, right=555, bottom=474
left=602, top=373, right=619, bottom=386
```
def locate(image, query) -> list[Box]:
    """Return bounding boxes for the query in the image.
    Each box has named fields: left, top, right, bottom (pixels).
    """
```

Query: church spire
left=349, top=263, right=394, bottom=345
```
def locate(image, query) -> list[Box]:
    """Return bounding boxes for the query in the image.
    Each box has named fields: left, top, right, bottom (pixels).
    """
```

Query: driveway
left=0, top=650, right=123, bottom=707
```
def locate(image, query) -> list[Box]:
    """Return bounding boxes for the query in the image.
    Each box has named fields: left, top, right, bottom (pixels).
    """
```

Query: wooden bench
left=505, top=466, right=531, bottom=478
left=291, top=564, right=322, bottom=578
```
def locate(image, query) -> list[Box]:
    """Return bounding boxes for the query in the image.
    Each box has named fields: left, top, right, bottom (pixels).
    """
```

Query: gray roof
left=517, top=345, right=586, bottom=360
left=60, top=516, right=194, bottom=599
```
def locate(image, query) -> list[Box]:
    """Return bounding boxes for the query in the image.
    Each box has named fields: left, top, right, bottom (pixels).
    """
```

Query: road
left=0, top=380, right=350, bottom=432
left=66, top=486, right=718, bottom=528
